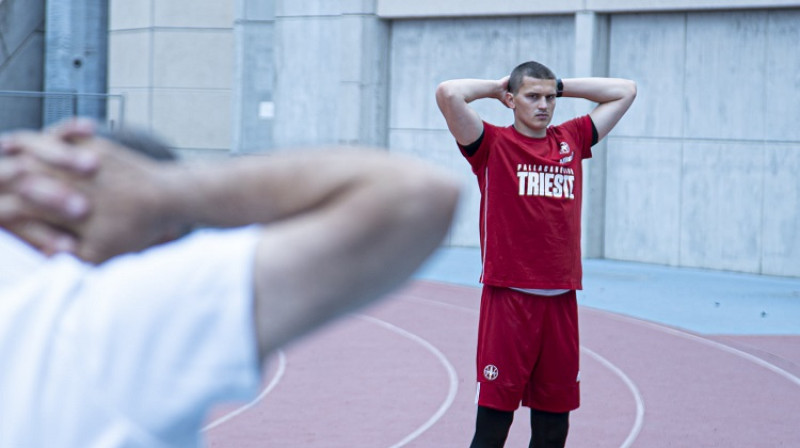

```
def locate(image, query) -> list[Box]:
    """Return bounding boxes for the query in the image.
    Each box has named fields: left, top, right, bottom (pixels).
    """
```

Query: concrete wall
left=387, top=16, right=579, bottom=247
left=384, top=5, right=800, bottom=277
left=266, top=0, right=389, bottom=151
left=103, top=0, right=800, bottom=277
left=108, top=0, right=235, bottom=160
left=377, top=0, right=800, bottom=16
left=604, top=9, right=800, bottom=277
left=0, top=0, right=46, bottom=132
left=109, top=0, right=389, bottom=156
left=231, top=0, right=275, bottom=154
left=43, top=0, right=110, bottom=126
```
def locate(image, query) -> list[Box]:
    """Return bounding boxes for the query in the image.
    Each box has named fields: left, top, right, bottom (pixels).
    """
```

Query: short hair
left=97, top=126, right=178, bottom=162
left=508, top=61, right=557, bottom=94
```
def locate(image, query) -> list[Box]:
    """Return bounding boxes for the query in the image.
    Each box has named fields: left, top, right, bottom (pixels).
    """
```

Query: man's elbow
left=624, top=79, right=637, bottom=101
left=435, top=81, right=450, bottom=100
left=403, top=168, right=461, bottom=235
left=435, top=82, right=459, bottom=110
left=428, top=173, right=461, bottom=222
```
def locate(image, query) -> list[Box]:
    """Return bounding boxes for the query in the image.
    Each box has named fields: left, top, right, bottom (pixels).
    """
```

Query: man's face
left=506, top=76, right=557, bottom=137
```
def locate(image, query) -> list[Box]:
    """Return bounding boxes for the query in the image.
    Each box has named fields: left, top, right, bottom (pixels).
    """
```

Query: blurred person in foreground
left=0, top=120, right=460, bottom=447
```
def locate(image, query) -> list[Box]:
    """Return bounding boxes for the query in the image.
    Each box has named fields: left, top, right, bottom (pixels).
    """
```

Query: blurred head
left=96, top=126, right=178, bottom=162
left=505, top=61, right=559, bottom=137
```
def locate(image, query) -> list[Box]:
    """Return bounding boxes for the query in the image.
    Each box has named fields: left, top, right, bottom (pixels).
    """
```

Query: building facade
left=2, top=0, right=799, bottom=277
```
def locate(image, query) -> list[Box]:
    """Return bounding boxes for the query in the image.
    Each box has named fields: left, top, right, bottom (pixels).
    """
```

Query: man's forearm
left=560, top=77, right=637, bottom=104
left=560, top=77, right=637, bottom=141
left=436, top=78, right=506, bottom=105
left=250, top=149, right=460, bottom=356
left=159, top=148, right=445, bottom=230
left=435, top=78, right=507, bottom=146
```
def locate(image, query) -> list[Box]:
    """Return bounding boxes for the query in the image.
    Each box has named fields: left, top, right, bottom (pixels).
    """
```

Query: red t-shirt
left=461, top=115, right=594, bottom=290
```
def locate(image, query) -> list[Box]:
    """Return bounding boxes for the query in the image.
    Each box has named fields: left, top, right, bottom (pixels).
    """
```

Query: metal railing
left=0, top=90, right=125, bottom=133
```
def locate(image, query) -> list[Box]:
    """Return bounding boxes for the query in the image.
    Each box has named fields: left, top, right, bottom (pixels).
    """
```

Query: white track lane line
left=201, top=350, right=287, bottom=432
left=357, top=314, right=459, bottom=448
left=580, top=347, right=645, bottom=448
left=404, top=294, right=645, bottom=448
left=590, top=308, right=800, bottom=388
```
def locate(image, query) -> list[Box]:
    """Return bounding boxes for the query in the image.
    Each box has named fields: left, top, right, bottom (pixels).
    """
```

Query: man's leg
left=469, top=405, right=514, bottom=448
left=528, top=409, right=569, bottom=448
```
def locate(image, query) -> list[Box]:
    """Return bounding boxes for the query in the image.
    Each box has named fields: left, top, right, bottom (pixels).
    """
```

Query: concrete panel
left=109, top=0, right=150, bottom=30
left=765, top=9, right=800, bottom=142
left=103, top=95, right=126, bottom=129
left=272, top=16, right=341, bottom=147
left=0, top=31, right=44, bottom=91
left=389, top=18, right=519, bottom=132
left=762, top=143, right=800, bottom=277
left=684, top=11, right=768, bottom=141
left=517, top=16, right=577, bottom=125
left=337, top=14, right=389, bottom=146
left=588, top=0, right=800, bottom=12
left=388, top=128, right=481, bottom=247
left=232, top=21, right=274, bottom=154
left=152, top=30, right=234, bottom=89
left=276, top=0, right=345, bottom=17
left=274, top=1, right=377, bottom=16
left=154, top=0, right=234, bottom=28
left=339, top=15, right=368, bottom=83
left=0, top=29, right=45, bottom=131
left=338, top=82, right=362, bottom=145
left=340, top=0, right=377, bottom=14
left=0, top=0, right=44, bottom=52
left=608, top=13, right=685, bottom=138
left=0, top=95, right=42, bottom=132
left=378, top=0, right=800, bottom=17
left=378, top=0, right=583, bottom=18
left=679, top=141, right=764, bottom=273
left=604, top=138, right=682, bottom=265
left=239, top=0, right=275, bottom=21
left=108, top=87, right=150, bottom=129
left=362, top=15, right=391, bottom=144
left=0, top=32, right=44, bottom=132
left=151, top=89, right=232, bottom=150
left=108, top=31, right=151, bottom=88
left=390, top=16, right=574, bottom=133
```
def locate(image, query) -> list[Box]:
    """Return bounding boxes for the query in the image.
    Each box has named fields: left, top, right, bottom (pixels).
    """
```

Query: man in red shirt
left=436, top=61, right=636, bottom=447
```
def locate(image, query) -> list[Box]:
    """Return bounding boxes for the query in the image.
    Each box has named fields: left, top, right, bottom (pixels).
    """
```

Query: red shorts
left=475, top=286, right=580, bottom=413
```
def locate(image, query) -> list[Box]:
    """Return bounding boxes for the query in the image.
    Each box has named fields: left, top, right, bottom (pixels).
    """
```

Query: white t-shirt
left=0, top=227, right=262, bottom=447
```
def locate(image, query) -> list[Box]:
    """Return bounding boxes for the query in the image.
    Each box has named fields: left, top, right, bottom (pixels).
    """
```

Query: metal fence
left=0, top=90, right=125, bottom=133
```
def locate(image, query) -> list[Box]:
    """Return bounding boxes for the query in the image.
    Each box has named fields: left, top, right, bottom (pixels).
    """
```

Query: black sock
left=529, top=409, right=569, bottom=448
left=469, top=405, right=514, bottom=448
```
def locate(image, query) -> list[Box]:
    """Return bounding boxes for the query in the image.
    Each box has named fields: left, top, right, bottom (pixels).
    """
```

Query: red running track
left=204, top=281, right=800, bottom=447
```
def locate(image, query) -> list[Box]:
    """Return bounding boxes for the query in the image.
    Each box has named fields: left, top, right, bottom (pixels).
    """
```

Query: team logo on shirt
left=483, top=364, right=499, bottom=381
left=516, top=164, right=575, bottom=200
left=559, top=142, right=573, bottom=164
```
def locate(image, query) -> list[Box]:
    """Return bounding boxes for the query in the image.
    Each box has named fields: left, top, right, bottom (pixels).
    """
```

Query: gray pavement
left=415, top=246, right=800, bottom=335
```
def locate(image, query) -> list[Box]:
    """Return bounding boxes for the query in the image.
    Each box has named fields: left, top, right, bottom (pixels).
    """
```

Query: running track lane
left=205, top=281, right=800, bottom=447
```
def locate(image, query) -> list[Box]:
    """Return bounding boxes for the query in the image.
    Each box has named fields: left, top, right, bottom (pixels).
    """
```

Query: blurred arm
left=5, top=133, right=461, bottom=362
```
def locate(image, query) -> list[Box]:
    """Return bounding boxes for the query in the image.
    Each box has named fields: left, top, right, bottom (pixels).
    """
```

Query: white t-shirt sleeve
left=65, top=227, right=262, bottom=444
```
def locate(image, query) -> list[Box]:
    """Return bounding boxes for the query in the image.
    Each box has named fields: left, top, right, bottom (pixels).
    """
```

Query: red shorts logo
left=483, top=364, right=499, bottom=381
